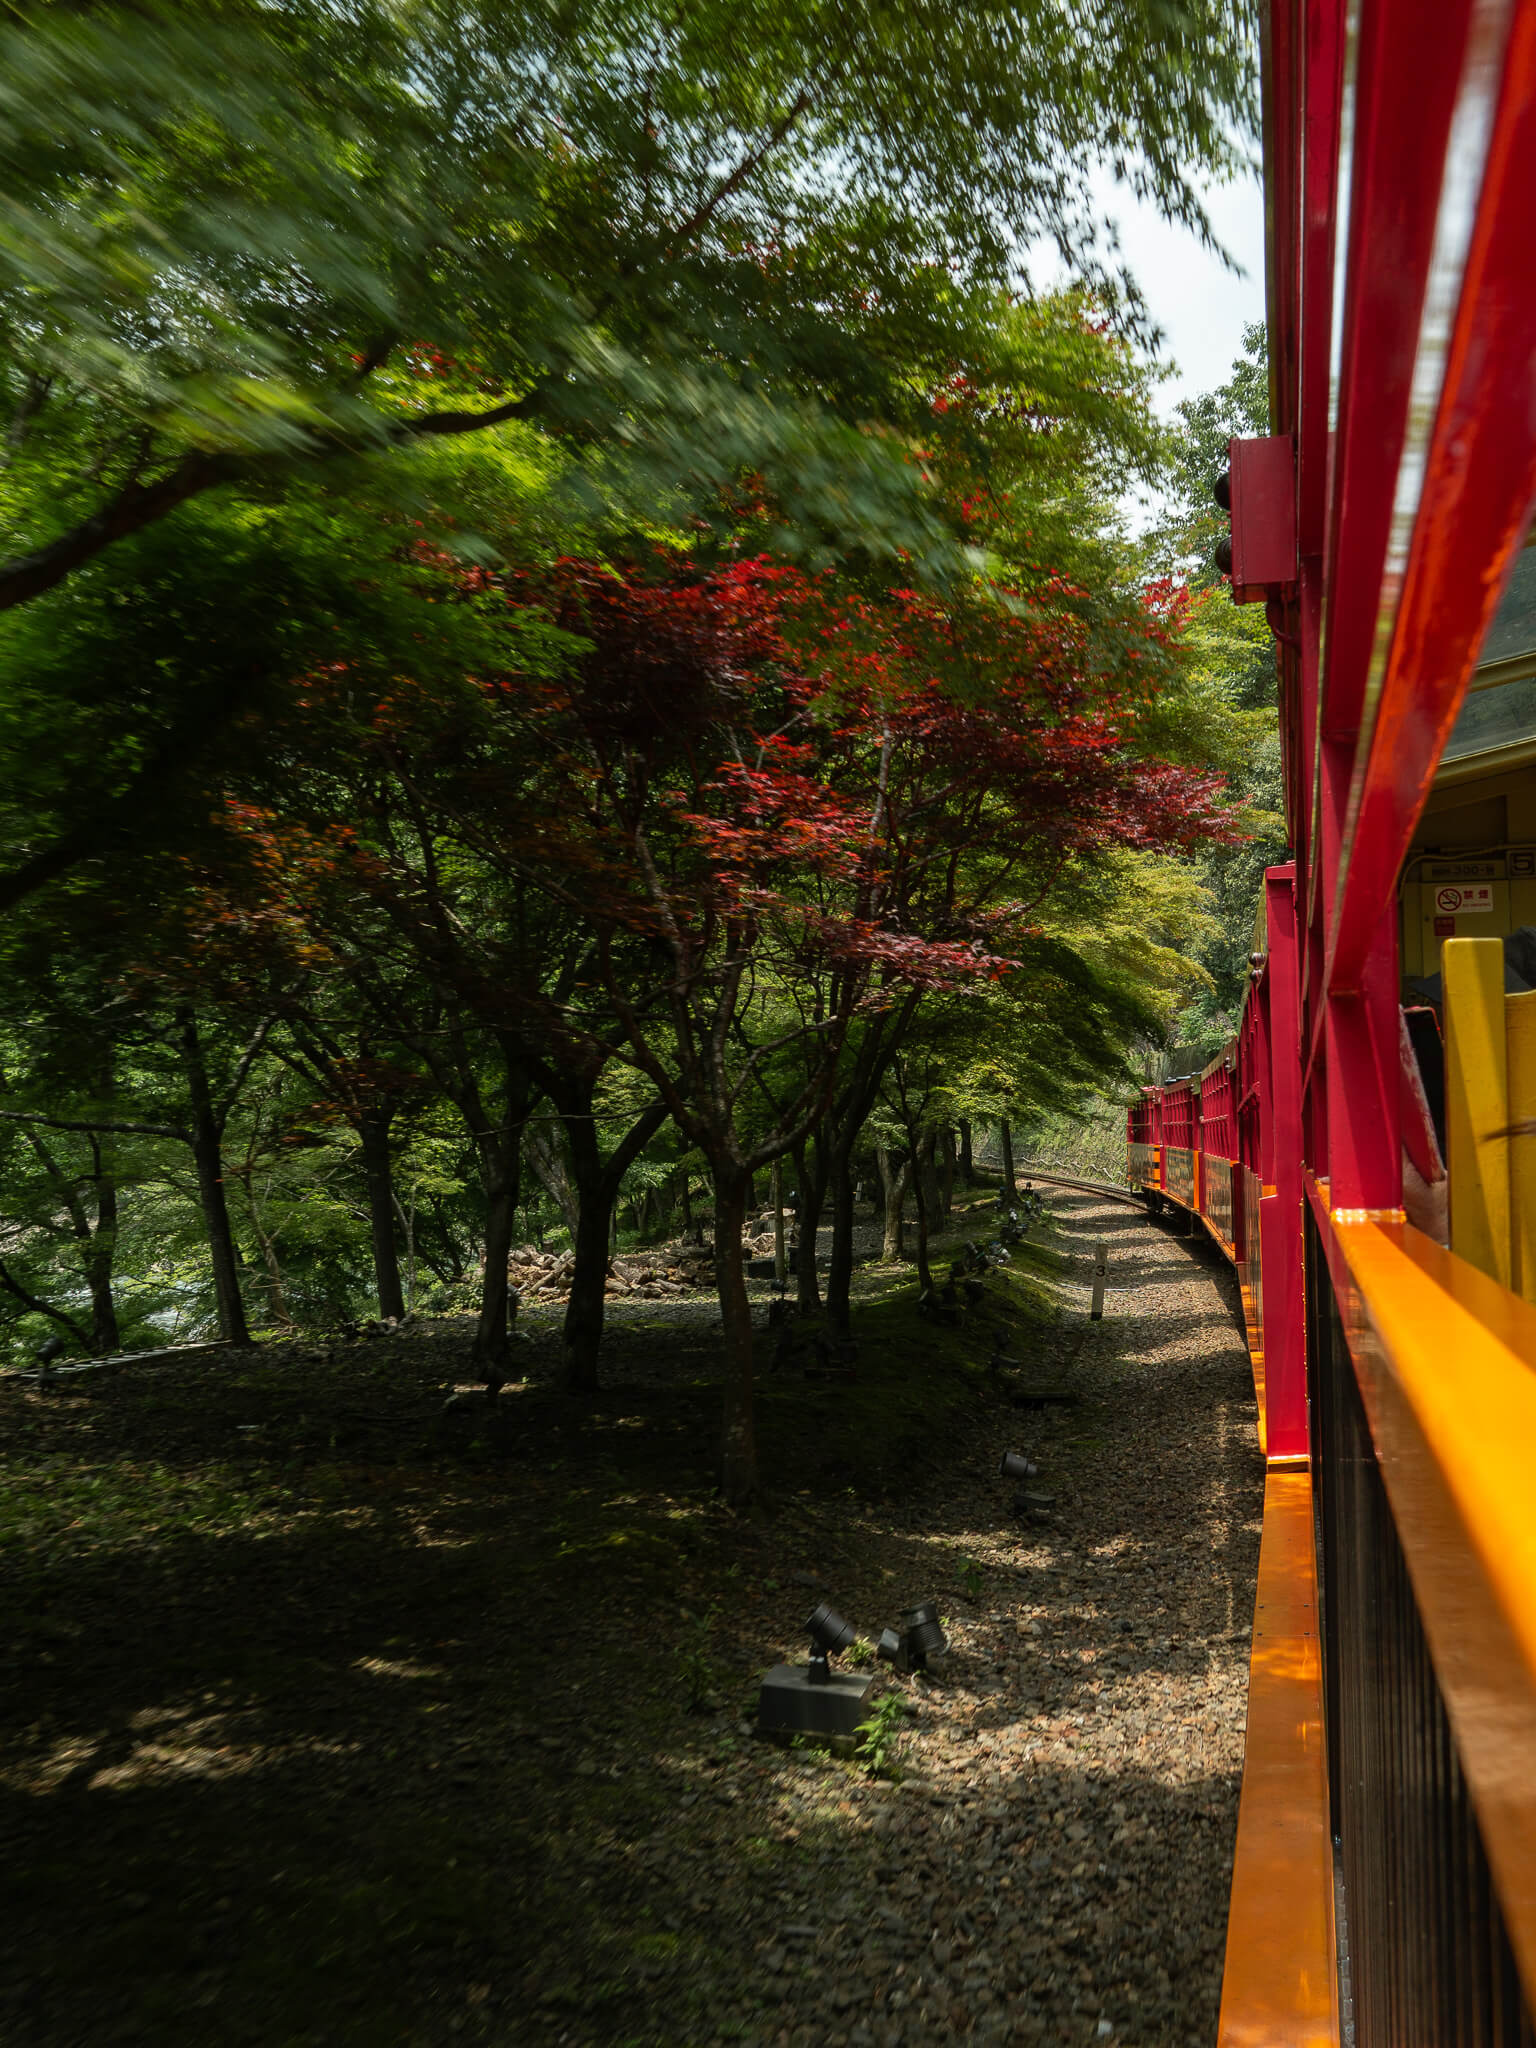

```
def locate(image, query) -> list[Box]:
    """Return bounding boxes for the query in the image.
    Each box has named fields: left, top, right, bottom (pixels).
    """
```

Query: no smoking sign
left=1435, top=883, right=1493, bottom=915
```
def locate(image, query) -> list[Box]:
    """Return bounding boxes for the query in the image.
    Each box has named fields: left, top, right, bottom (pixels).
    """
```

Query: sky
left=1105, top=170, right=1267, bottom=421
left=1045, top=167, right=1268, bottom=531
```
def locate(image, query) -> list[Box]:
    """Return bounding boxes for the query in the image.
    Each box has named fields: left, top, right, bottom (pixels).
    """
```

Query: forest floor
left=0, top=1186, right=1264, bottom=2048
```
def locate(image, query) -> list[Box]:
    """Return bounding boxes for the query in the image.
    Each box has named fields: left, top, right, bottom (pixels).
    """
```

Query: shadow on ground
left=0, top=1190, right=1262, bottom=2046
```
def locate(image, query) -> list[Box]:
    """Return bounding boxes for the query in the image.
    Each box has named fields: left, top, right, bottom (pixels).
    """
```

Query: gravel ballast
left=525, top=1190, right=1266, bottom=2046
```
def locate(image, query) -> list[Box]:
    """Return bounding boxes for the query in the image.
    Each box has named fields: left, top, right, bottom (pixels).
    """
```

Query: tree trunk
left=771, top=1157, right=787, bottom=1288
left=912, top=1132, right=936, bottom=1293
left=83, top=1175, right=120, bottom=1353
left=84, top=1116, right=120, bottom=1354
left=525, top=1118, right=580, bottom=1239
left=940, top=1124, right=956, bottom=1222
left=712, top=1166, right=759, bottom=1508
left=824, top=1145, right=857, bottom=1335
left=551, top=1085, right=668, bottom=1396
left=466, top=1048, right=534, bottom=1389
left=920, top=1138, right=943, bottom=1234
left=959, top=1118, right=975, bottom=1184
left=793, top=1139, right=824, bottom=1314
left=879, top=1147, right=911, bottom=1261
left=396, top=1188, right=420, bottom=1310
left=178, top=1009, right=251, bottom=1346
left=358, top=1111, right=406, bottom=1322
left=678, top=1170, right=693, bottom=1235
left=246, top=1190, right=290, bottom=1327
left=475, top=1157, right=518, bottom=1388
left=1000, top=1118, right=1016, bottom=1195
left=33, top=1112, right=121, bottom=1354
left=561, top=1161, right=613, bottom=1394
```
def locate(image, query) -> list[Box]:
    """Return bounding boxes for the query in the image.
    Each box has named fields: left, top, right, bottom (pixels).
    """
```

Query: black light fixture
left=903, top=1602, right=947, bottom=1669
left=1214, top=468, right=1233, bottom=575
left=1000, top=1448, right=1054, bottom=1521
left=873, top=1601, right=948, bottom=1675
left=759, top=1600, right=875, bottom=1736
left=805, top=1601, right=857, bottom=1684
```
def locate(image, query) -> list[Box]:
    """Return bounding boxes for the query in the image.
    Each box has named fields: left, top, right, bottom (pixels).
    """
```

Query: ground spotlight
left=872, top=1601, right=948, bottom=1675
left=758, top=1599, right=874, bottom=1738
left=902, top=1601, right=948, bottom=1669
left=1000, top=1449, right=1039, bottom=1480
left=805, top=1601, right=857, bottom=1683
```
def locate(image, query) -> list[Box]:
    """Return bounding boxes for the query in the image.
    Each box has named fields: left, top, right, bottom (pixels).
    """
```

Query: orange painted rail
left=1217, top=1469, right=1339, bottom=2047
left=1316, top=1208, right=1536, bottom=2011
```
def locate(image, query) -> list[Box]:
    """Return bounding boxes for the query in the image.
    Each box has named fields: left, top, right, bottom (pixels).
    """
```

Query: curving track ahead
left=706, top=1184, right=1266, bottom=2045
left=1012, top=1165, right=1150, bottom=1213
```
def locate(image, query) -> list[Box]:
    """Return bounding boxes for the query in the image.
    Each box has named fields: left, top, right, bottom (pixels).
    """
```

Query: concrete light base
left=757, top=1663, right=873, bottom=1738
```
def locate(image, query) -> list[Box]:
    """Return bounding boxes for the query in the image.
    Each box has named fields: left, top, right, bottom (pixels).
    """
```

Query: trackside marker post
left=1090, top=1241, right=1108, bottom=1320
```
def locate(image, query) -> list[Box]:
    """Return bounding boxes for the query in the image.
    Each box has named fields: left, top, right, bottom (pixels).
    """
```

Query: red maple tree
left=173, top=544, right=1235, bottom=1502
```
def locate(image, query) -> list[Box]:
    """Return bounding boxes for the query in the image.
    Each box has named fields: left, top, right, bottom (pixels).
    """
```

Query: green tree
left=1139, top=325, right=1288, bottom=1067
left=0, top=0, right=1258, bottom=611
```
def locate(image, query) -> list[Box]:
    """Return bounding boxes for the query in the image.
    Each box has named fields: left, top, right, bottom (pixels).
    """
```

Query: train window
left=1477, top=540, right=1536, bottom=670
left=1442, top=545, right=1536, bottom=765
left=1443, top=671, right=1536, bottom=762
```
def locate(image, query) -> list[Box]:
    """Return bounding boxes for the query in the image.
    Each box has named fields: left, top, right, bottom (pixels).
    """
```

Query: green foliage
left=1136, top=325, right=1290, bottom=1071
left=854, top=1689, right=908, bottom=1776
left=0, top=0, right=1258, bottom=611
left=675, top=1609, right=723, bottom=1713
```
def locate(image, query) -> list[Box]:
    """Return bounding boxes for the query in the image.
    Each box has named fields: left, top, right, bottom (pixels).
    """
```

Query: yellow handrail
left=1443, top=937, right=1511, bottom=1286
left=1438, top=937, right=1536, bottom=1303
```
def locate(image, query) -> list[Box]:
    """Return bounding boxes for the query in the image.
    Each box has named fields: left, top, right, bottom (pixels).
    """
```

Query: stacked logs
left=506, top=1221, right=787, bottom=1306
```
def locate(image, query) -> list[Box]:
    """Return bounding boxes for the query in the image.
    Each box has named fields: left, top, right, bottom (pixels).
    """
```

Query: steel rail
left=1009, top=1164, right=1151, bottom=1213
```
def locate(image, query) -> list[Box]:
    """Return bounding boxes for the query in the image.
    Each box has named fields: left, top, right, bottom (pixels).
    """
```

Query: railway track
left=1011, top=1163, right=1151, bottom=1212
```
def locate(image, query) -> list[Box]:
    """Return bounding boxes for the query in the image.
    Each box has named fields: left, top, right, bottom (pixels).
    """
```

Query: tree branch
left=0, top=1259, right=93, bottom=1350
left=216, top=1016, right=275, bottom=1129
left=0, top=450, right=242, bottom=613
left=0, top=1108, right=188, bottom=1143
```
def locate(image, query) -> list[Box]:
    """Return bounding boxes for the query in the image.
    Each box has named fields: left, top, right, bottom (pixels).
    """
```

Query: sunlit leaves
left=0, top=0, right=1256, bottom=601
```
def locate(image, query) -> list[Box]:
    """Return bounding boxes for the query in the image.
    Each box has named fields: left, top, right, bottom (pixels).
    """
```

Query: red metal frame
left=1285, top=0, right=1536, bottom=1155
left=1129, top=4, right=1536, bottom=2036
left=1327, top=4, right=1536, bottom=997
left=1125, top=866, right=1307, bottom=1457
left=1126, top=0, right=1536, bottom=1429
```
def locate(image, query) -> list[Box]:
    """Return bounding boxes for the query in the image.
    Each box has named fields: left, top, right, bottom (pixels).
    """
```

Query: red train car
left=1126, top=1, right=1536, bottom=2039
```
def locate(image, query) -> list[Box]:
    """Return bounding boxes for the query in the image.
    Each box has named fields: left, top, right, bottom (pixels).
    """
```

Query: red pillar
left=1261, top=866, right=1308, bottom=1458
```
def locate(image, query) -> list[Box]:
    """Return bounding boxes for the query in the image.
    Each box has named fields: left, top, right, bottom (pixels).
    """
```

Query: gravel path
left=838, top=1191, right=1267, bottom=2047
left=601, top=1190, right=1266, bottom=2047
left=0, top=1191, right=1265, bottom=2046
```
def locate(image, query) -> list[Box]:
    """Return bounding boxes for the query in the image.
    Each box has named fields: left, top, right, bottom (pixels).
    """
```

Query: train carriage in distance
left=1123, top=1, right=1536, bottom=2041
